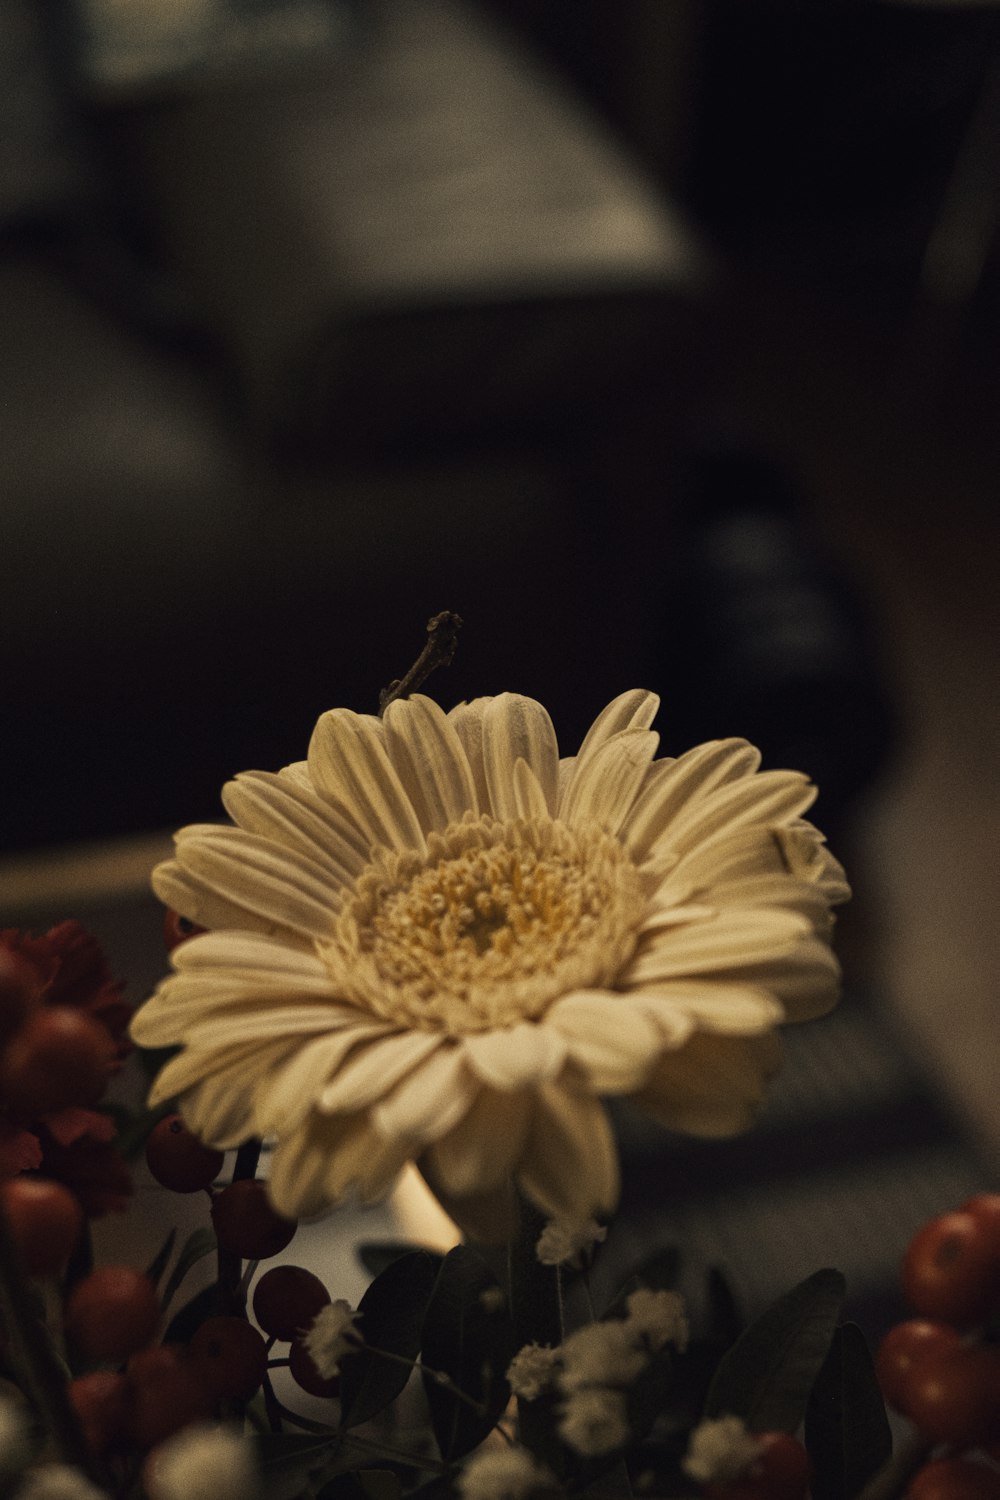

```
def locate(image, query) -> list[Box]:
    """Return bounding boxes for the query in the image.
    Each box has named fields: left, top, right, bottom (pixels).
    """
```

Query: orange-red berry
left=904, top=1344, right=1000, bottom=1448
left=903, top=1211, right=1000, bottom=1327
left=211, top=1179, right=296, bottom=1260
left=0, top=1006, right=115, bottom=1114
left=0, top=947, right=41, bottom=1046
left=0, top=1176, right=83, bottom=1277
left=288, top=1335, right=341, bottom=1398
left=68, top=1370, right=128, bottom=1455
left=252, top=1264, right=330, bottom=1342
left=64, top=1266, right=161, bottom=1363
left=907, top=1459, right=1000, bottom=1500
left=145, top=1114, right=224, bottom=1194
left=876, top=1319, right=963, bottom=1414
left=124, top=1345, right=214, bottom=1449
left=189, top=1315, right=268, bottom=1401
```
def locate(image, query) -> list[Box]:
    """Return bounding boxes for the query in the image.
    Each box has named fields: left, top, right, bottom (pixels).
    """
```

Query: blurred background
left=2, top=0, right=998, bottom=1328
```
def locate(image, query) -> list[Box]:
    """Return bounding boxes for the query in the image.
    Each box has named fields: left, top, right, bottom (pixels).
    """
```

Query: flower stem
left=378, top=611, right=463, bottom=714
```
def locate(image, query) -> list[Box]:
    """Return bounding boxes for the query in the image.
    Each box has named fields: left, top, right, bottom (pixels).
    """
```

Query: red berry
left=162, top=910, right=205, bottom=953
left=252, top=1265, right=331, bottom=1342
left=963, top=1196, right=1000, bottom=1248
left=907, top=1459, right=1000, bottom=1500
left=0, top=1176, right=83, bottom=1277
left=145, top=1114, right=224, bottom=1193
left=211, top=1179, right=296, bottom=1260
left=124, top=1345, right=214, bottom=1449
left=64, top=1266, right=161, bottom=1362
left=905, top=1344, right=1000, bottom=1448
left=0, top=1006, right=115, bottom=1114
left=69, top=1370, right=128, bottom=1455
left=709, top=1433, right=811, bottom=1500
left=903, top=1211, right=1000, bottom=1327
left=288, top=1335, right=341, bottom=1398
left=876, top=1319, right=963, bottom=1414
left=189, top=1315, right=268, bottom=1401
left=0, top=947, right=41, bottom=1046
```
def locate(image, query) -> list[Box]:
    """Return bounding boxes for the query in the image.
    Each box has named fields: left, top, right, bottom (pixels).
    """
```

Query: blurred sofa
left=2, top=0, right=708, bottom=852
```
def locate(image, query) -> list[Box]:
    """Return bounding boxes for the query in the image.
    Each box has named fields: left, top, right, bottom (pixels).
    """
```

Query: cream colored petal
left=576, top=690, right=660, bottom=764
left=447, top=698, right=494, bottom=812
left=631, top=1031, right=782, bottom=1138
left=180, top=1005, right=368, bottom=1049
left=637, top=904, right=717, bottom=937
left=559, top=730, right=659, bottom=835
left=624, top=740, right=761, bottom=862
left=517, top=1085, right=619, bottom=1220
left=662, top=771, right=818, bottom=860
left=279, top=760, right=312, bottom=788
left=317, top=1031, right=444, bottom=1113
left=463, top=1023, right=568, bottom=1091
left=256, top=1023, right=395, bottom=1134
left=776, top=823, right=851, bottom=905
left=705, top=875, right=832, bottom=924
left=171, top=930, right=331, bottom=980
left=370, top=1045, right=478, bottom=1145
left=511, top=758, right=550, bottom=822
left=481, top=694, right=560, bottom=819
left=632, top=983, right=784, bottom=1036
left=382, top=694, right=479, bottom=833
left=704, top=936, right=842, bottom=1023
left=222, top=770, right=369, bottom=883
left=544, top=991, right=664, bottom=1092
left=654, top=823, right=804, bottom=903
left=132, top=981, right=354, bottom=1048
left=152, top=862, right=312, bottom=949
left=307, top=708, right=425, bottom=855
left=168, top=827, right=341, bottom=942
left=180, top=1053, right=282, bottom=1149
left=623, top=908, right=809, bottom=986
left=146, top=1037, right=290, bottom=1110
left=426, top=1087, right=531, bottom=1196
left=270, top=1110, right=410, bottom=1211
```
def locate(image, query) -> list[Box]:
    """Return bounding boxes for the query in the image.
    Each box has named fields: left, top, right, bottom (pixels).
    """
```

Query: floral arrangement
left=2, top=616, right=999, bottom=1500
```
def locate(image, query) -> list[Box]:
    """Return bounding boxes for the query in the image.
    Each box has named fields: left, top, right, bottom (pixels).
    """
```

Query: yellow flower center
left=320, top=814, right=645, bottom=1034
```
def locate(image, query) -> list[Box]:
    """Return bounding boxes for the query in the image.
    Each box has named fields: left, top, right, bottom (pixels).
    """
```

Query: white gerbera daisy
left=130, top=690, right=847, bottom=1230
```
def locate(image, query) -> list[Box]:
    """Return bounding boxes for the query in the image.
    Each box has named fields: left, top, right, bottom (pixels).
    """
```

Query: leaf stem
left=378, top=611, right=463, bottom=714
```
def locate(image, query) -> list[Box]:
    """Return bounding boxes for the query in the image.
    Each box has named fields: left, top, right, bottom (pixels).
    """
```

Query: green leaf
left=420, top=1244, right=515, bottom=1462
left=159, top=1225, right=218, bottom=1316
left=705, top=1268, right=846, bottom=1432
left=356, top=1241, right=443, bottom=1277
left=339, top=1250, right=441, bottom=1429
left=163, top=1280, right=218, bottom=1344
left=705, top=1266, right=744, bottom=1347
left=805, top=1323, right=892, bottom=1500
left=144, top=1227, right=177, bottom=1291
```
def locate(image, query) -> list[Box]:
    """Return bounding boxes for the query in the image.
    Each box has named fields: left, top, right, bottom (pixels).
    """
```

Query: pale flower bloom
left=558, top=1386, right=630, bottom=1456
left=303, top=1299, right=363, bottom=1378
left=457, top=1444, right=552, bottom=1500
left=15, top=1467, right=109, bottom=1500
left=558, top=1320, right=647, bottom=1392
left=535, top=1217, right=607, bottom=1267
left=623, top=1287, right=689, bottom=1352
left=683, top=1415, right=761, bottom=1484
left=143, top=1423, right=260, bottom=1500
left=506, top=1342, right=560, bottom=1400
left=130, top=690, right=848, bottom=1228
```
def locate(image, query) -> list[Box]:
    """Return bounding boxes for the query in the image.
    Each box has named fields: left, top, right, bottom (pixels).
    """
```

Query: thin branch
left=379, top=611, right=463, bottom=714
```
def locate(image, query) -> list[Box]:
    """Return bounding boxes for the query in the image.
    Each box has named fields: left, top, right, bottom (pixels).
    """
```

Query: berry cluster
left=704, top=1431, right=812, bottom=1500
left=877, top=1194, right=1000, bottom=1499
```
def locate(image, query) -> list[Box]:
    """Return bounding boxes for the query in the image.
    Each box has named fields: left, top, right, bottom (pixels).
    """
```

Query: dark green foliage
left=805, top=1323, right=892, bottom=1500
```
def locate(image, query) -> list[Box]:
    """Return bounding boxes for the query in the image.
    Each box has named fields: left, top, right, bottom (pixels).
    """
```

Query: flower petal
left=222, top=770, right=369, bottom=882
left=308, top=708, right=425, bottom=855
left=370, top=1044, right=477, bottom=1145
left=623, top=908, right=809, bottom=986
left=481, top=694, right=560, bottom=819
left=317, top=1031, right=444, bottom=1113
left=545, top=991, right=664, bottom=1092
left=463, top=1023, right=568, bottom=1091
left=632, top=983, right=784, bottom=1036
left=427, top=1087, right=531, bottom=1196
left=152, top=862, right=312, bottom=948
left=257, top=1023, right=395, bottom=1133
left=171, top=930, right=333, bottom=981
left=560, top=730, right=659, bottom=834
left=511, top=758, right=550, bottom=821
left=447, top=698, right=494, bottom=812
left=661, top=771, right=818, bottom=860
left=623, top=740, right=761, bottom=862
left=382, top=694, right=479, bottom=833
left=163, top=827, right=341, bottom=942
left=517, top=1085, right=619, bottom=1220
left=576, top=690, right=660, bottom=762
left=631, top=1031, right=782, bottom=1137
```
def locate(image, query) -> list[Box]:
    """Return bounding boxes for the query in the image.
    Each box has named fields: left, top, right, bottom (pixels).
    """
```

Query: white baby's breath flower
left=683, top=1415, right=761, bottom=1484
left=143, top=1423, right=260, bottom=1500
left=132, top=689, right=847, bottom=1232
left=506, top=1342, right=560, bottom=1401
left=303, top=1299, right=363, bottom=1379
left=457, top=1444, right=552, bottom=1500
left=535, top=1217, right=607, bottom=1267
left=558, top=1386, right=630, bottom=1456
left=623, top=1287, right=689, bottom=1353
left=0, top=1388, right=31, bottom=1477
left=558, top=1321, right=647, bottom=1392
left=14, top=1466, right=109, bottom=1500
